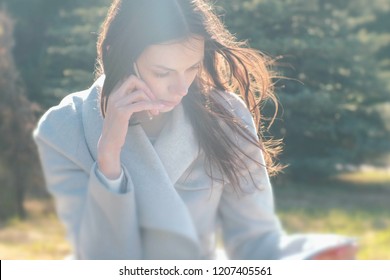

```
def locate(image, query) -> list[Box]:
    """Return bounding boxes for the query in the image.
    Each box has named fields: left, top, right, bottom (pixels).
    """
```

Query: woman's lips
left=160, top=100, right=180, bottom=107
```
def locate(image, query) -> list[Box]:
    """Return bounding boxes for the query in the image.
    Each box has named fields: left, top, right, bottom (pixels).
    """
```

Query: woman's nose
left=171, top=78, right=188, bottom=96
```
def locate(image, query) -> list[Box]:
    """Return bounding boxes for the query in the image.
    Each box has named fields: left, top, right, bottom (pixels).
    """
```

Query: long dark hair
left=96, top=0, right=283, bottom=192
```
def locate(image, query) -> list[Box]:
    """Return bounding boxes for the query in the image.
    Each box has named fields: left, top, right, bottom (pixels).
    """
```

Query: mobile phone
left=128, top=63, right=154, bottom=126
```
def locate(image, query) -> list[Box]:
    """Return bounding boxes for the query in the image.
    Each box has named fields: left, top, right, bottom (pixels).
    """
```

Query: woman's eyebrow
left=152, top=60, right=203, bottom=71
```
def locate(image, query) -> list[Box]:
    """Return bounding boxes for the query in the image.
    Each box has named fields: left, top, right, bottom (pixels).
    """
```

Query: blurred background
left=0, top=0, right=389, bottom=259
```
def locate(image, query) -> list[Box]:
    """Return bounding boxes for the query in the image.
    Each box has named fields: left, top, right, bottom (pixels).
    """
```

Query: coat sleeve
left=33, top=101, right=142, bottom=260
left=217, top=92, right=355, bottom=259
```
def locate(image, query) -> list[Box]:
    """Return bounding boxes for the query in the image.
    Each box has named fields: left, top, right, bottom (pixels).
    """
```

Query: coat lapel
left=82, top=78, right=201, bottom=258
left=153, top=103, right=200, bottom=185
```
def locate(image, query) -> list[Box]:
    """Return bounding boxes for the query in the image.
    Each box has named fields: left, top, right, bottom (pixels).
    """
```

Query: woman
left=33, top=0, right=356, bottom=259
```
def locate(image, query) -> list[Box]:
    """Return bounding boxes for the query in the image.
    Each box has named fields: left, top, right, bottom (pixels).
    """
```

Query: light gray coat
left=33, top=77, right=352, bottom=259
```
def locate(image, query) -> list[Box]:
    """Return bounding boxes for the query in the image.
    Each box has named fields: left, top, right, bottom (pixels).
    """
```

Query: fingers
left=115, top=89, right=150, bottom=106
left=312, top=244, right=358, bottom=260
left=113, top=90, right=159, bottom=109
left=122, top=100, right=165, bottom=115
left=116, top=75, right=155, bottom=101
left=106, top=87, right=166, bottom=123
left=109, top=75, right=160, bottom=116
left=98, top=76, right=161, bottom=163
left=111, top=89, right=163, bottom=111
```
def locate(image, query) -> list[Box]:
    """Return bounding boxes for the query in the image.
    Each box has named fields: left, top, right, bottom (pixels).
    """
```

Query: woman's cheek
left=150, top=86, right=166, bottom=100
left=144, top=78, right=164, bottom=99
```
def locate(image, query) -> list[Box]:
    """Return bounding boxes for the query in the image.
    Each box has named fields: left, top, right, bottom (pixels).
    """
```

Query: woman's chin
left=159, top=102, right=180, bottom=113
left=158, top=107, right=174, bottom=113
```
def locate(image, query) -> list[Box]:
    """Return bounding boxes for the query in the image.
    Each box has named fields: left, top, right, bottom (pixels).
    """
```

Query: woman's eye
left=154, top=72, right=170, bottom=78
left=191, top=64, right=201, bottom=71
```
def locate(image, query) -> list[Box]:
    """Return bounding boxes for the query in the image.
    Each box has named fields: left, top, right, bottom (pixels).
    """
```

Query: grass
left=0, top=170, right=389, bottom=260
left=274, top=175, right=390, bottom=260
left=0, top=198, right=71, bottom=260
left=334, top=169, right=390, bottom=185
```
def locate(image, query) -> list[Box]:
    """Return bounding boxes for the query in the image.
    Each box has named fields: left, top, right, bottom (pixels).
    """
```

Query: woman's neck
left=140, top=111, right=172, bottom=139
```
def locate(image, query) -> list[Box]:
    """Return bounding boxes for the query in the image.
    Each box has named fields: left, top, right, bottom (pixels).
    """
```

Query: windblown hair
left=96, top=0, right=283, bottom=192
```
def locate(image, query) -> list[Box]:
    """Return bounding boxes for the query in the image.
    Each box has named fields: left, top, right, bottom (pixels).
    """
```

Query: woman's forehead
left=140, top=37, right=205, bottom=68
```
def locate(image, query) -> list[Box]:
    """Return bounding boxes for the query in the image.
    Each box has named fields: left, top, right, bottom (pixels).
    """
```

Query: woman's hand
left=97, top=75, right=166, bottom=179
left=311, top=243, right=358, bottom=260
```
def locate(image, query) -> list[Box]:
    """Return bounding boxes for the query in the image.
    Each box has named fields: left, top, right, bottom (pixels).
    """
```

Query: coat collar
left=82, top=77, right=201, bottom=258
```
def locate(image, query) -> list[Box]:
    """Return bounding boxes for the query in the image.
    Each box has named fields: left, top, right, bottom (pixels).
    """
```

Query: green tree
left=0, top=0, right=65, bottom=104
left=218, top=0, right=390, bottom=180
left=41, top=0, right=110, bottom=106
left=0, top=10, right=41, bottom=219
left=0, top=0, right=110, bottom=107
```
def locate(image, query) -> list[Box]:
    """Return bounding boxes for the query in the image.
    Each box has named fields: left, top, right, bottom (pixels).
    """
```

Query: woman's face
left=135, top=36, right=205, bottom=113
